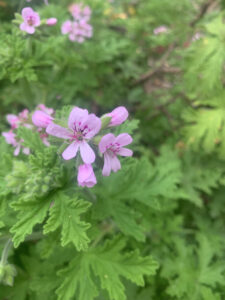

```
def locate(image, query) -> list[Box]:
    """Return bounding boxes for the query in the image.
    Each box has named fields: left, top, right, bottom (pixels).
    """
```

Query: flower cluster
left=61, top=3, right=93, bottom=43
left=2, top=105, right=54, bottom=155
left=46, top=106, right=132, bottom=188
left=2, top=105, right=132, bottom=188
left=19, top=7, right=57, bottom=34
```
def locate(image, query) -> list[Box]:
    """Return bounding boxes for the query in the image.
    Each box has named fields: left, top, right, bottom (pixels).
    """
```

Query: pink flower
left=2, top=131, right=30, bottom=156
left=99, top=133, right=133, bottom=176
left=32, top=110, right=54, bottom=128
left=106, top=106, right=128, bottom=127
left=18, top=109, right=29, bottom=121
left=20, top=7, right=41, bottom=34
left=46, top=18, right=57, bottom=26
left=77, top=164, right=97, bottom=188
left=61, top=20, right=93, bottom=42
left=69, top=3, right=92, bottom=22
left=6, top=114, right=20, bottom=129
left=153, top=25, right=168, bottom=35
left=46, top=107, right=101, bottom=163
left=2, top=131, right=17, bottom=147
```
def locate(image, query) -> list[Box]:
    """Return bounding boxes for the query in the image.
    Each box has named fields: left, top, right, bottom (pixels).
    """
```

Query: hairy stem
left=0, top=239, right=13, bottom=266
left=0, top=232, right=44, bottom=244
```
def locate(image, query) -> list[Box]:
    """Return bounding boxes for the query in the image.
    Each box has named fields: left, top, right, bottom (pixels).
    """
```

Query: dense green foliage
left=0, top=0, right=225, bottom=299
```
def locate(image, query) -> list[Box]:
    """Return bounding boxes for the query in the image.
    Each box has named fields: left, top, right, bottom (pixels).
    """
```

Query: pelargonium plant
left=2, top=105, right=133, bottom=188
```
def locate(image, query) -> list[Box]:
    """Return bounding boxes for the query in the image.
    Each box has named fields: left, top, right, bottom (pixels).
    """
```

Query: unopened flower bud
left=78, top=164, right=97, bottom=188
left=106, top=106, right=128, bottom=127
left=32, top=110, right=53, bottom=128
left=46, top=18, right=57, bottom=26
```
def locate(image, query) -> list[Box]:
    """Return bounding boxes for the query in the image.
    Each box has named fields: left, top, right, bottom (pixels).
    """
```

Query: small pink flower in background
left=107, top=106, right=128, bottom=127
left=32, top=110, right=54, bottom=128
left=46, top=18, right=57, bottom=26
left=2, top=131, right=17, bottom=147
left=20, top=7, right=41, bottom=34
left=6, top=115, right=20, bottom=129
left=2, top=131, right=30, bottom=156
left=99, top=133, right=133, bottom=176
left=78, top=164, right=97, bottom=188
left=46, top=107, right=101, bottom=163
left=192, top=32, right=203, bottom=42
left=69, top=3, right=92, bottom=22
left=6, top=109, right=30, bottom=129
left=18, top=109, right=29, bottom=121
left=153, top=25, right=168, bottom=35
left=61, top=20, right=93, bottom=42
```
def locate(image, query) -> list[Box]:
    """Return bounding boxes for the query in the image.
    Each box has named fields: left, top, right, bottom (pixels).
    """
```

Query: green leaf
left=44, top=192, right=91, bottom=251
left=56, top=256, right=98, bottom=300
left=17, top=127, right=45, bottom=153
left=10, top=200, right=50, bottom=248
left=57, top=236, right=158, bottom=300
left=162, top=234, right=225, bottom=300
left=93, top=197, right=145, bottom=242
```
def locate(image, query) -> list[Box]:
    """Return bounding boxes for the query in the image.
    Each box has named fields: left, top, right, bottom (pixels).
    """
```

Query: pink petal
left=61, top=20, right=72, bottom=34
left=46, top=123, right=72, bottom=139
left=14, top=146, right=20, bottom=156
left=33, top=13, right=41, bottom=26
left=25, top=25, right=35, bottom=34
left=62, top=141, right=79, bottom=160
left=99, top=133, right=115, bottom=153
left=115, top=133, right=133, bottom=147
left=20, top=22, right=27, bottom=31
left=102, top=153, right=112, bottom=176
left=80, top=141, right=95, bottom=164
left=117, top=148, right=133, bottom=157
left=21, top=7, right=34, bottom=18
left=82, top=114, right=101, bottom=139
left=68, top=107, right=88, bottom=131
left=111, top=155, right=121, bottom=173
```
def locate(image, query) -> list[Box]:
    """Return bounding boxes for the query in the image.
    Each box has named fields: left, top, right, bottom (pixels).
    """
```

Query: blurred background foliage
left=0, top=0, right=225, bottom=299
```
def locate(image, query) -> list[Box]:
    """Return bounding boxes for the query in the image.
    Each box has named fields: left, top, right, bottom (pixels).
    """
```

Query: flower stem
left=0, top=232, right=44, bottom=244
left=0, top=239, right=13, bottom=266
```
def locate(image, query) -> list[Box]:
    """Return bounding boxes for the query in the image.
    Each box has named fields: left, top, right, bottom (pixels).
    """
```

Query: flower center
left=71, top=122, right=91, bottom=141
left=27, top=16, right=35, bottom=26
left=106, top=142, right=121, bottom=155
